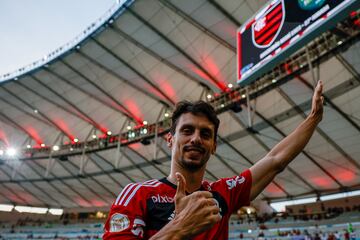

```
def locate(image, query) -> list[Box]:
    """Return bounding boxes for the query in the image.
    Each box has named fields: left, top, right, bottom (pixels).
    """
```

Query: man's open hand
left=310, top=80, right=324, bottom=123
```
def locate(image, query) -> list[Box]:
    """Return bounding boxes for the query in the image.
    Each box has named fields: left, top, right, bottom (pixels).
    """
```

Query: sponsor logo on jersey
left=226, top=176, right=245, bottom=190
left=168, top=211, right=175, bottom=221
left=151, top=194, right=174, bottom=203
left=110, top=213, right=130, bottom=232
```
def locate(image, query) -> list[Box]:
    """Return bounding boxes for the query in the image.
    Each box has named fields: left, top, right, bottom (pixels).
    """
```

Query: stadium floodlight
left=14, top=206, right=48, bottom=214
left=0, top=204, right=14, bottom=212
left=270, top=197, right=317, bottom=212
left=6, top=148, right=17, bottom=157
left=320, top=189, right=360, bottom=201
left=52, top=145, right=60, bottom=151
left=49, top=208, right=63, bottom=215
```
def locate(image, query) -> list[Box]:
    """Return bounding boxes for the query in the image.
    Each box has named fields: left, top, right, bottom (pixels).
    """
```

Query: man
left=103, top=81, right=324, bottom=239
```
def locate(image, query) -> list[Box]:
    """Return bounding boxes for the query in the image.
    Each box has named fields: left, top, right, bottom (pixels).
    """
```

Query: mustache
left=183, top=145, right=205, bottom=153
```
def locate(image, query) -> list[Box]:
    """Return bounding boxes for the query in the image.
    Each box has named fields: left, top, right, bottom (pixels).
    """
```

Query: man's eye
left=182, top=128, right=192, bottom=134
left=202, top=132, right=211, bottom=138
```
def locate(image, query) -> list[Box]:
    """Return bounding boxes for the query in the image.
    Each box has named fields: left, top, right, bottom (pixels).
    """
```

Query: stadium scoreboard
left=237, top=0, right=360, bottom=86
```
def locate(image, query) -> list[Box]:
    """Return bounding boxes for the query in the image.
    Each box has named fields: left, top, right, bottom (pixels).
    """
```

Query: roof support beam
left=277, top=86, right=360, bottom=171
left=228, top=112, right=318, bottom=193
left=59, top=159, right=116, bottom=200
left=93, top=152, right=136, bottom=183
left=32, top=160, right=94, bottom=207
left=29, top=76, right=107, bottom=134
left=125, top=6, right=226, bottom=91
left=59, top=60, right=140, bottom=123
left=87, top=154, right=124, bottom=189
left=158, top=0, right=236, bottom=51
left=254, top=110, right=344, bottom=188
left=109, top=26, right=210, bottom=91
left=43, top=67, right=135, bottom=122
left=1, top=164, right=64, bottom=207
left=0, top=96, right=53, bottom=127
left=77, top=51, right=170, bottom=109
left=217, top=136, right=283, bottom=198
left=127, top=147, right=167, bottom=177
left=92, top=38, right=175, bottom=106
left=1, top=85, right=73, bottom=141
left=207, top=0, right=242, bottom=27
left=0, top=112, right=39, bottom=144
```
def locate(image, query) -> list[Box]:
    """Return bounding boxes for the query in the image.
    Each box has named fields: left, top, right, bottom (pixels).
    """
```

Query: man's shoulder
left=208, top=169, right=251, bottom=190
left=113, top=179, right=164, bottom=207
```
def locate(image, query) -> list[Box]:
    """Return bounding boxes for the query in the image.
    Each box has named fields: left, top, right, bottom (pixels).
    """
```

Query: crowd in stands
left=0, top=204, right=359, bottom=239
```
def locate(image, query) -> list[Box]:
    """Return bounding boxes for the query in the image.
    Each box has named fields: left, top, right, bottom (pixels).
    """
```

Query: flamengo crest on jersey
left=115, top=179, right=161, bottom=207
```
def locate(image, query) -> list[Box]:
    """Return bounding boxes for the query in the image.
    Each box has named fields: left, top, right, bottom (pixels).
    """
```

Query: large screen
left=237, top=0, right=360, bottom=86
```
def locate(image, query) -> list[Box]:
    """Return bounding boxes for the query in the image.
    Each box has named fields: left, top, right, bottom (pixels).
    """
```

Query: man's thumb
left=175, top=172, right=186, bottom=198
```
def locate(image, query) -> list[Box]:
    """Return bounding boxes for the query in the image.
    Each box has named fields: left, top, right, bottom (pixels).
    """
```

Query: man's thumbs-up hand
left=174, top=172, right=187, bottom=214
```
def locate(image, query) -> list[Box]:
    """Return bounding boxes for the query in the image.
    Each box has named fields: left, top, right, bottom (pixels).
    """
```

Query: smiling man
left=103, top=81, right=324, bottom=239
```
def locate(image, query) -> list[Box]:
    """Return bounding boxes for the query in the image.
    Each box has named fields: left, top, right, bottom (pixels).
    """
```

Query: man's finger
left=315, top=80, right=323, bottom=95
left=175, top=172, right=186, bottom=199
left=192, top=191, right=213, bottom=199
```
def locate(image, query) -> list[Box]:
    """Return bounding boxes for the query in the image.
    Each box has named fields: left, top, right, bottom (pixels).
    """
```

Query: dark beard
left=179, top=157, right=207, bottom=172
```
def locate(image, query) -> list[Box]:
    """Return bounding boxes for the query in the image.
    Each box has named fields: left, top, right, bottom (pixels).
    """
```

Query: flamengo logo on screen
left=151, top=194, right=174, bottom=203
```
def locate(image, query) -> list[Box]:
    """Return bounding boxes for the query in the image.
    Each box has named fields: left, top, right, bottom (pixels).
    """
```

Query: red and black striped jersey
left=103, top=169, right=252, bottom=239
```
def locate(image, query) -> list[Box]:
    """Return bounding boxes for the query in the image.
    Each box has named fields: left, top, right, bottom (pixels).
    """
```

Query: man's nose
left=190, top=131, right=201, bottom=144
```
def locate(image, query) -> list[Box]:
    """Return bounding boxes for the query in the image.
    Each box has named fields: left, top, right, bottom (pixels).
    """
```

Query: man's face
left=168, top=112, right=217, bottom=172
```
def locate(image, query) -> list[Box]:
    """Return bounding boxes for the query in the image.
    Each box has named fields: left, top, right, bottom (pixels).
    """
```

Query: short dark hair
left=170, top=100, right=220, bottom=140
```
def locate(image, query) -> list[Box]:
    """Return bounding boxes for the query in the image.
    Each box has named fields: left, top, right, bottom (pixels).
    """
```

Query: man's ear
left=166, top=132, right=173, bottom=148
left=211, top=141, right=217, bottom=155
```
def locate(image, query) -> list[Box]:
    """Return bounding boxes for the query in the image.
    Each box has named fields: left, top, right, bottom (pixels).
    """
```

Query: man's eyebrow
left=180, top=124, right=194, bottom=129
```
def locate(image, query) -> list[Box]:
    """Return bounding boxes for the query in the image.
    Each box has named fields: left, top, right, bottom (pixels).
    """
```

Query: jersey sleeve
left=103, top=183, right=148, bottom=240
left=212, top=169, right=252, bottom=214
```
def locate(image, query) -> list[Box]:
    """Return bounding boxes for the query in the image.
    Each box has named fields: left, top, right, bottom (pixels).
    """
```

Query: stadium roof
left=0, top=0, right=359, bottom=210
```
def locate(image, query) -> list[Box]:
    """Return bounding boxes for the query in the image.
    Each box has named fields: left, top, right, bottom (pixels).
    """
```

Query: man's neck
left=168, top=167, right=205, bottom=193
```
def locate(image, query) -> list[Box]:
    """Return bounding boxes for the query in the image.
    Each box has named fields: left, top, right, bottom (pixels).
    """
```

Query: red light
left=91, top=199, right=107, bottom=207
left=25, top=127, right=43, bottom=145
left=350, top=11, right=357, bottom=18
left=53, top=119, right=75, bottom=141
left=124, top=100, right=143, bottom=124
left=312, top=177, right=332, bottom=187
left=336, top=169, right=356, bottom=183
left=264, top=183, right=284, bottom=195
left=74, top=197, right=92, bottom=207
left=0, top=130, right=9, bottom=146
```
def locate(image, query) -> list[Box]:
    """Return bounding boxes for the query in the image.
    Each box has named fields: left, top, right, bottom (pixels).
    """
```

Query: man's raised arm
left=249, top=80, right=324, bottom=200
